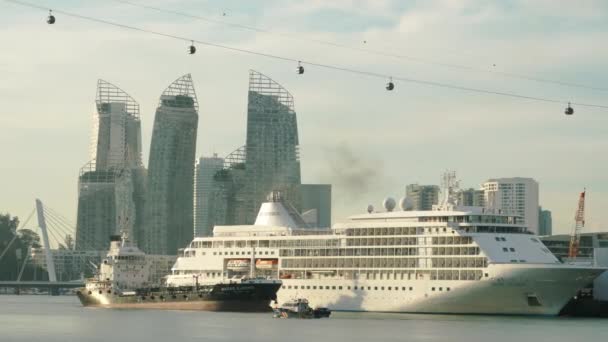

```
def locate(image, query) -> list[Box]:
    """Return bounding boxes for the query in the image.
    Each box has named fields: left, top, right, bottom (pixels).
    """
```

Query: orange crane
left=568, top=189, right=586, bottom=259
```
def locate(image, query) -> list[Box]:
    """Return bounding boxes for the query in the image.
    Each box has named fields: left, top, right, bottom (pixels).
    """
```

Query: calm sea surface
left=0, top=295, right=606, bottom=342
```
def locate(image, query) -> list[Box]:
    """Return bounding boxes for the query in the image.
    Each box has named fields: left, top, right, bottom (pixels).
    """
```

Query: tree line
left=0, top=213, right=49, bottom=281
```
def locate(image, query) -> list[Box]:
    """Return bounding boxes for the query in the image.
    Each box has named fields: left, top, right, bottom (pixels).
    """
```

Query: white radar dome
left=383, top=197, right=396, bottom=212
left=399, top=197, right=414, bottom=211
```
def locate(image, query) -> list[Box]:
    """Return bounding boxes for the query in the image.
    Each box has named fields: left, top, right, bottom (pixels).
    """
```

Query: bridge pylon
left=35, top=199, right=57, bottom=282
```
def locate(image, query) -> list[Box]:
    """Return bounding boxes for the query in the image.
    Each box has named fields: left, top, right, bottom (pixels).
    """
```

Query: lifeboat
left=226, top=259, right=250, bottom=271
left=256, top=259, right=278, bottom=269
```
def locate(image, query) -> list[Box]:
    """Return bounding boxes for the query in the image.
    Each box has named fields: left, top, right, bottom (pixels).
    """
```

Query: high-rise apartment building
left=457, top=188, right=485, bottom=207
left=241, top=70, right=301, bottom=223
left=539, top=207, right=553, bottom=236
left=75, top=80, right=145, bottom=251
left=142, top=74, right=199, bottom=255
left=405, top=184, right=440, bottom=211
left=482, top=177, right=539, bottom=234
left=194, top=154, right=225, bottom=237
left=211, top=71, right=302, bottom=226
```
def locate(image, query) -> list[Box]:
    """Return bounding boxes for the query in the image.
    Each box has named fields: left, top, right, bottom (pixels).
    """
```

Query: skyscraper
left=207, top=71, right=332, bottom=228
left=539, top=207, right=553, bottom=236
left=242, top=70, right=301, bottom=223
left=194, top=154, right=224, bottom=237
left=212, top=71, right=302, bottom=226
left=405, top=184, right=440, bottom=211
left=142, top=74, right=199, bottom=255
left=482, top=177, right=539, bottom=234
left=457, top=188, right=485, bottom=207
left=75, top=80, right=145, bottom=251
left=211, top=145, right=248, bottom=226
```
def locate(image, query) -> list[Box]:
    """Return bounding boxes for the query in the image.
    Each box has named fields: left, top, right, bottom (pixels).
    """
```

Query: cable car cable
left=4, top=0, right=608, bottom=110
left=106, top=0, right=608, bottom=92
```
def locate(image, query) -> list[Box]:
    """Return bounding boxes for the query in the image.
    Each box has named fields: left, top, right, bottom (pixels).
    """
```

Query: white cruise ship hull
left=276, top=265, right=604, bottom=315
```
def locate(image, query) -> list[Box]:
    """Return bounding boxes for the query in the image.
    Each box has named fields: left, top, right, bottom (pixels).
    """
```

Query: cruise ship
left=167, top=189, right=604, bottom=315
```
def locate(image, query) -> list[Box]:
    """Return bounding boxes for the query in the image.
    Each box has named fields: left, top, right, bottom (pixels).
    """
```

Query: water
left=1, top=295, right=606, bottom=342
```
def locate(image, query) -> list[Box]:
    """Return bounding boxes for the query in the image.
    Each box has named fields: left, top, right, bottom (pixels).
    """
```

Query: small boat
left=272, top=298, right=331, bottom=319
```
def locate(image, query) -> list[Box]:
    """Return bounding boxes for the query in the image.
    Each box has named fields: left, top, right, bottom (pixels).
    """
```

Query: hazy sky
left=1, top=0, right=607, bottom=238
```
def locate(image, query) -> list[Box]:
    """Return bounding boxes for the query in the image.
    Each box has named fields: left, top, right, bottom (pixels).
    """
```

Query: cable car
left=47, top=10, right=55, bottom=24
left=386, top=77, right=394, bottom=91
left=297, top=61, right=304, bottom=75
left=189, top=41, right=196, bottom=55
left=565, top=102, right=574, bottom=115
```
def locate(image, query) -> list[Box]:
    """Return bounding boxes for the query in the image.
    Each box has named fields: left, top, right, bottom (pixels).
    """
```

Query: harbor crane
left=568, top=189, right=586, bottom=259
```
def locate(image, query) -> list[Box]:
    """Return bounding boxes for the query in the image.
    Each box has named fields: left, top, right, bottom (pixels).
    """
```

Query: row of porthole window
left=281, top=285, right=453, bottom=292
left=283, top=284, right=414, bottom=291
left=211, top=250, right=275, bottom=256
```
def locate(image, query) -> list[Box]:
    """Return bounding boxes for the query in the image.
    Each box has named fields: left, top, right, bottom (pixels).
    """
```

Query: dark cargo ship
left=77, top=279, right=281, bottom=311
left=76, top=234, right=280, bottom=312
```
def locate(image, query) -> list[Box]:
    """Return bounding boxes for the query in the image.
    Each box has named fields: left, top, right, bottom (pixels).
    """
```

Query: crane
left=568, top=189, right=586, bottom=259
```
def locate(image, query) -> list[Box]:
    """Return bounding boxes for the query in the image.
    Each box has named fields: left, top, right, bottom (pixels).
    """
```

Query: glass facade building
left=405, top=184, right=440, bottom=211
left=75, top=80, right=145, bottom=251
left=210, top=71, right=302, bottom=226
left=142, top=74, right=199, bottom=255
left=194, top=154, right=225, bottom=237
left=242, top=70, right=301, bottom=223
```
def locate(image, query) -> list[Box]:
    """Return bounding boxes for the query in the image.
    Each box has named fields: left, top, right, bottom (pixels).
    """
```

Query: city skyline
left=1, top=1, right=607, bottom=235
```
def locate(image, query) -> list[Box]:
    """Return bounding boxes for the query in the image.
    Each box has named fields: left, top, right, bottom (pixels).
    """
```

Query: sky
left=0, top=0, right=607, bottom=238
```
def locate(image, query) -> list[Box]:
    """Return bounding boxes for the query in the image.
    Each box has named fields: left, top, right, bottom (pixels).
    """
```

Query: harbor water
left=1, top=295, right=606, bottom=342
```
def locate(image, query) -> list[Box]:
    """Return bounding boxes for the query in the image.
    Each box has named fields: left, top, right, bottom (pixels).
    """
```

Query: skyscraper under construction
left=75, top=80, right=146, bottom=251
left=142, top=74, right=199, bottom=255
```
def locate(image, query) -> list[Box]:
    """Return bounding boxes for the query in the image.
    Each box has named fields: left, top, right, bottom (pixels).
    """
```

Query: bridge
left=1, top=199, right=92, bottom=295
left=0, top=281, right=84, bottom=289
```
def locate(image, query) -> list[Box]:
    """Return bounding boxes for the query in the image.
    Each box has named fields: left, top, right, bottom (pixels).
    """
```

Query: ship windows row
left=282, top=284, right=418, bottom=291
left=280, top=257, right=487, bottom=269
left=280, top=269, right=483, bottom=282
left=191, top=239, right=341, bottom=249
left=345, top=227, right=463, bottom=236
left=463, top=226, right=527, bottom=234
left=279, top=247, right=480, bottom=257
left=345, top=236, right=473, bottom=247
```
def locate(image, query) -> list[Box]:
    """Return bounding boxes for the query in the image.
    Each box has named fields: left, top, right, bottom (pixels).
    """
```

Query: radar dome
left=383, top=197, right=396, bottom=212
left=399, top=197, right=414, bottom=211
left=367, top=204, right=374, bottom=214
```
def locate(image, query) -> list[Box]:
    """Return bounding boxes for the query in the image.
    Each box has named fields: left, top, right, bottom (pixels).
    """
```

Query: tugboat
left=272, top=298, right=331, bottom=319
left=76, top=233, right=281, bottom=312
